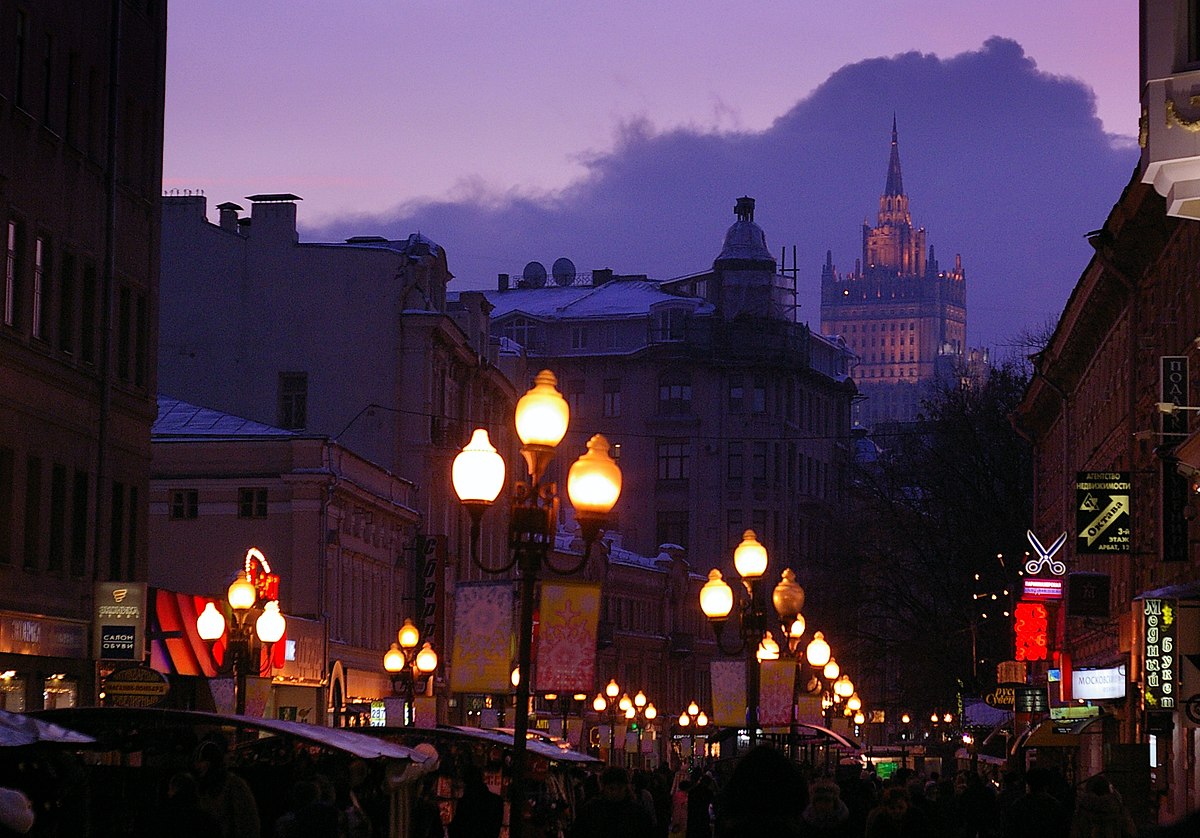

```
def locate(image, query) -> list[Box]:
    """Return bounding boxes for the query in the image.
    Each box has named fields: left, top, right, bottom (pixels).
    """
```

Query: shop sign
left=93, top=582, right=146, bottom=661
left=1075, top=472, right=1131, bottom=554
left=1014, top=601, right=1049, bottom=662
left=984, top=684, right=1017, bottom=708
left=245, top=547, right=280, bottom=602
left=1072, top=665, right=1126, bottom=701
left=1068, top=573, right=1111, bottom=618
left=1015, top=686, right=1048, bottom=713
left=104, top=665, right=169, bottom=708
left=1161, top=356, right=1189, bottom=436
left=1050, top=705, right=1100, bottom=721
left=1023, top=578, right=1063, bottom=600
left=1144, top=599, right=1177, bottom=710
left=0, top=610, right=88, bottom=657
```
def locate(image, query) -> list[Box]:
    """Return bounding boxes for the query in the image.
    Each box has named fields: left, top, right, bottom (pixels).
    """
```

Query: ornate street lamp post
left=196, top=549, right=287, bottom=716
left=453, top=370, right=621, bottom=838
left=698, top=531, right=805, bottom=748
left=383, top=617, right=438, bottom=725
left=677, top=701, right=709, bottom=764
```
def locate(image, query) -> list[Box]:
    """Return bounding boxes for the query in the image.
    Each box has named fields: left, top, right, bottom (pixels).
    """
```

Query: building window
left=32, top=238, right=46, bottom=340
left=169, top=489, right=198, bottom=520
left=238, top=488, right=268, bottom=519
left=603, top=379, right=621, bottom=418
left=728, top=375, right=744, bottom=413
left=58, top=251, right=75, bottom=354
left=23, top=457, right=41, bottom=570
left=726, top=509, right=744, bottom=553
left=80, top=261, right=96, bottom=364
left=48, top=465, right=66, bottom=572
left=656, top=442, right=690, bottom=481
left=657, top=371, right=692, bottom=414
left=567, top=380, right=585, bottom=417
left=4, top=222, right=16, bottom=327
left=71, top=470, right=88, bottom=576
left=501, top=317, right=542, bottom=351
left=278, top=372, right=308, bottom=430
left=571, top=326, right=588, bottom=350
left=41, top=31, right=53, bottom=127
left=752, top=376, right=766, bottom=414
left=656, top=511, right=689, bottom=550
left=14, top=11, right=28, bottom=110
left=650, top=307, right=687, bottom=342
left=727, top=442, right=744, bottom=480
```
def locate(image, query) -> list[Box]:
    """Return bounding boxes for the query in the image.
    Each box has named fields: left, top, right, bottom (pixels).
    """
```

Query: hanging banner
left=1143, top=599, right=1177, bottom=711
left=1075, top=472, right=1131, bottom=554
left=710, top=660, right=746, bottom=728
left=758, top=659, right=795, bottom=728
left=449, top=582, right=514, bottom=694
left=1161, top=356, right=1189, bottom=436
left=535, top=581, right=601, bottom=692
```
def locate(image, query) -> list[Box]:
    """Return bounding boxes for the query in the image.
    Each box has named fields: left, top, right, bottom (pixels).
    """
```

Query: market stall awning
left=795, top=721, right=860, bottom=751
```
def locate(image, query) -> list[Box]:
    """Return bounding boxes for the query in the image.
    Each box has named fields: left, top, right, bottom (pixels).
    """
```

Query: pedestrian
left=632, top=770, right=659, bottom=831
left=447, top=764, right=503, bottom=838
left=570, top=766, right=655, bottom=838
left=1070, top=775, right=1136, bottom=838
left=955, top=771, right=998, bottom=838
left=670, top=779, right=691, bottom=838
left=865, top=785, right=926, bottom=838
left=0, top=786, right=34, bottom=836
left=273, top=779, right=340, bottom=838
left=1004, top=767, right=1070, bottom=838
left=193, top=735, right=262, bottom=838
left=686, top=773, right=716, bottom=838
left=798, top=778, right=854, bottom=838
left=713, top=745, right=805, bottom=837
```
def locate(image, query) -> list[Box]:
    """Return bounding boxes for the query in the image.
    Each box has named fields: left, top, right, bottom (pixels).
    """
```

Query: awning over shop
left=1013, top=713, right=1110, bottom=752
left=795, top=721, right=861, bottom=751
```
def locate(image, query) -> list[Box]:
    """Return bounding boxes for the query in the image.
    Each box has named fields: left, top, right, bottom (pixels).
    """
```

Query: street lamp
left=383, top=618, right=438, bottom=725
left=678, top=701, right=710, bottom=763
left=196, top=550, right=287, bottom=716
left=698, top=531, right=806, bottom=747
left=622, top=691, right=657, bottom=767
left=453, top=370, right=622, bottom=838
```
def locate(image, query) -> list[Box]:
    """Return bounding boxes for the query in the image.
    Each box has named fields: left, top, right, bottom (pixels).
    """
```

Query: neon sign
left=1143, top=599, right=1176, bottom=710
left=244, top=547, right=280, bottom=603
left=1025, top=530, right=1066, bottom=576
left=1013, top=601, right=1049, bottom=661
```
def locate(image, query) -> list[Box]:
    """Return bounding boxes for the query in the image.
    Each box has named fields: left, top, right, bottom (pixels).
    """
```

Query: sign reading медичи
left=1143, top=599, right=1176, bottom=710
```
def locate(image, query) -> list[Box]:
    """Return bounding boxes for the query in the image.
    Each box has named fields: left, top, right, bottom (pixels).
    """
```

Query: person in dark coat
left=686, top=774, right=716, bottom=838
left=1004, top=767, right=1071, bottom=838
left=193, top=736, right=262, bottom=838
left=1070, top=775, right=1135, bottom=838
left=713, top=745, right=805, bottom=838
left=570, top=766, right=655, bottom=838
left=865, top=785, right=929, bottom=838
left=448, top=764, right=503, bottom=838
left=798, top=779, right=854, bottom=838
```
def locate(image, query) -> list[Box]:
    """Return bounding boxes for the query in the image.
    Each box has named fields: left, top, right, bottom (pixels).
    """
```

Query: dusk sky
left=164, top=1, right=1141, bottom=353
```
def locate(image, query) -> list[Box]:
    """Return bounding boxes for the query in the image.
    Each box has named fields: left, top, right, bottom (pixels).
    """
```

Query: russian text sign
left=1076, top=472, right=1131, bottom=554
left=1143, top=599, right=1177, bottom=710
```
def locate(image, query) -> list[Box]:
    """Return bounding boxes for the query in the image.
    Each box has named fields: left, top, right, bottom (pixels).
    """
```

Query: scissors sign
left=1025, top=530, right=1067, bottom=576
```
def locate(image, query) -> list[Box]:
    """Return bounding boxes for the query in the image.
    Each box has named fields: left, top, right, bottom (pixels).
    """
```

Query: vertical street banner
left=535, top=581, right=602, bottom=693
left=1075, top=472, right=1131, bottom=554
left=1143, top=599, right=1177, bottom=711
left=1161, top=356, right=1189, bottom=437
left=415, top=535, right=445, bottom=653
left=710, top=660, right=746, bottom=728
left=758, top=659, right=795, bottom=727
left=449, top=582, right=514, bottom=694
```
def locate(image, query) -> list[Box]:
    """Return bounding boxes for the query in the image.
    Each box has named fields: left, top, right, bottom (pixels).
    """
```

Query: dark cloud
left=307, top=37, right=1136, bottom=353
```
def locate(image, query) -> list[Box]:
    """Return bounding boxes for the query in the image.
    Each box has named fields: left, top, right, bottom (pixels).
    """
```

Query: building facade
left=483, top=197, right=857, bottom=719
left=820, top=120, right=967, bottom=427
left=0, top=0, right=165, bottom=710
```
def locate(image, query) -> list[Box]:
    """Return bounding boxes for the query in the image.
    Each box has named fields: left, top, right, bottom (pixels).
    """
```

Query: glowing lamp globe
left=901, top=713, right=911, bottom=724
left=931, top=713, right=939, bottom=723
left=511, top=667, right=521, bottom=688
left=196, top=602, right=226, bottom=641
left=854, top=712, right=866, bottom=725
left=619, top=693, right=633, bottom=712
left=625, top=707, right=635, bottom=720
left=415, top=642, right=438, bottom=674
left=806, top=631, right=832, bottom=667
left=383, top=643, right=405, bottom=673
left=757, top=632, right=781, bottom=662
left=514, top=370, right=569, bottom=449
left=687, top=701, right=699, bottom=716
left=593, top=694, right=607, bottom=713
left=398, top=618, right=421, bottom=650
left=452, top=429, right=506, bottom=505
left=733, top=530, right=768, bottom=579
left=679, top=712, right=689, bottom=727
left=567, top=435, right=622, bottom=516
left=634, top=690, right=647, bottom=708
left=847, top=693, right=862, bottom=712
left=227, top=571, right=257, bottom=611
left=835, top=675, right=855, bottom=698
left=696, top=712, right=708, bottom=727
left=606, top=679, right=620, bottom=699
left=823, top=659, right=840, bottom=680
left=255, top=600, right=286, bottom=644
left=699, top=570, right=734, bottom=620
left=788, top=616, right=806, bottom=641
left=645, top=704, right=657, bottom=721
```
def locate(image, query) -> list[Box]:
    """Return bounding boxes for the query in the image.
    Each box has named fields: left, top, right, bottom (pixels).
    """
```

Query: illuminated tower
left=820, top=119, right=966, bottom=427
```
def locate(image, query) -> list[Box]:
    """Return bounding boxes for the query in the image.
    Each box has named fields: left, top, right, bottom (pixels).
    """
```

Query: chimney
left=245, top=193, right=302, bottom=244
left=592, top=268, right=613, bottom=286
left=216, top=202, right=243, bottom=233
left=498, top=273, right=510, bottom=291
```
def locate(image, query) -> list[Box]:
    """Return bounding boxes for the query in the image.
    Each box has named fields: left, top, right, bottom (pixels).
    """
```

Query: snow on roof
left=484, top=278, right=712, bottom=321
left=154, top=396, right=297, bottom=439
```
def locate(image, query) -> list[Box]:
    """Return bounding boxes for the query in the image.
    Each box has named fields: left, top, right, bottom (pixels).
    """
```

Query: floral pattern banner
left=759, top=659, right=795, bottom=728
left=449, top=582, right=514, bottom=694
left=710, top=660, right=746, bottom=728
left=535, top=581, right=601, bottom=693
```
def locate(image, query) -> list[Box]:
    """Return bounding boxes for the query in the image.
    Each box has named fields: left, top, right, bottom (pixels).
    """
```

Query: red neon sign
left=1013, top=601, right=1049, bottom=661
left=244, top=547, right=280, bottom=602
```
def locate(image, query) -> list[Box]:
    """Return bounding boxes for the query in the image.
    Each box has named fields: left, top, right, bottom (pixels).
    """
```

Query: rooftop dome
left=716, top=196, right=774, bottom=264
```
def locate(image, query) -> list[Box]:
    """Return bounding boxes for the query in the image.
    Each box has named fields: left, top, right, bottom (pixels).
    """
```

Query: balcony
left=1143, top=71, right=1200, bottom=219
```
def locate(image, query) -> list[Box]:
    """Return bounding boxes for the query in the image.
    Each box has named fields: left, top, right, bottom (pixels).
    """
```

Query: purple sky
left=164, top=0, right=1136, bottom=223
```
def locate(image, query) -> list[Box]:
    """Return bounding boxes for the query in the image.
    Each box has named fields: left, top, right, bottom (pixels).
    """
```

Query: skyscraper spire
left=884, top=114, right=904, bottom=197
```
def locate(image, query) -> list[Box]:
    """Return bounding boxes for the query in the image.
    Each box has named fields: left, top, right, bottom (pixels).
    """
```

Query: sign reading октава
left=1075, top=472, right=1131, bottom=554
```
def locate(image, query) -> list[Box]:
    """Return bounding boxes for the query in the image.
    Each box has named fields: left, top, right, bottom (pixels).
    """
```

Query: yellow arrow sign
left=1084, top=495, right=1129, bottom=546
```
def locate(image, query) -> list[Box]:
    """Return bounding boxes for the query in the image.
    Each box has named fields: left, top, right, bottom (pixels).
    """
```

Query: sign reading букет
left=1075, top=472, right=1131, bottom=554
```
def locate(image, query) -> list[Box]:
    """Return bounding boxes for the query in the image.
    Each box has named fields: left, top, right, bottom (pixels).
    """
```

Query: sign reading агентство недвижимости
left=1076, top=472, right=1131, bottom=554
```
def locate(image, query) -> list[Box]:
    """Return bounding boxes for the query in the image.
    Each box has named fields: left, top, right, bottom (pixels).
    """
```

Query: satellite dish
left=522, top=261, right=548, bottom=288
left=552, top=257, right=576, bottom=287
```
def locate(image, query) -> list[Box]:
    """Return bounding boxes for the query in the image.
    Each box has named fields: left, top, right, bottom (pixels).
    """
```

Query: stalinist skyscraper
left=820, top=119, right=966, bottom=427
